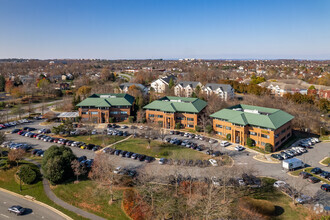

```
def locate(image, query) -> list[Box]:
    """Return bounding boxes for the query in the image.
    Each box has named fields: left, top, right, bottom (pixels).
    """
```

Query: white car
left=296, top=195, right=312, bottom=204
left=220, top=141, right=230, bottom=147
left=273, top=180, right=287, bottom=188
left=121, top=125, right=128, bottom=129
left=211, top=176, right=221, bottom=186
left=113, top=167, right=121, bottom=174
left=91, top=130, right=97, bottom=135
left=235, top=145, right=245, bottom=151
left=209, top=159, right=218, bottom=166
left=139, top=126, right=144, bottom=130
left=238, top=179, right=246, bottom=186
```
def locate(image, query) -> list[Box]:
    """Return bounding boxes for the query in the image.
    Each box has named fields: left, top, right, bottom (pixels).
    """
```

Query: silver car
left=8, top=205, right=25, bottom=215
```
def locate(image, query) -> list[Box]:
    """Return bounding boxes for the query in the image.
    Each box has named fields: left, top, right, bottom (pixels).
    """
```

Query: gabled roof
left=210, top=104, right=294, bottom=130
left=204, top=83, right=233, bottom=92
left=143, top=96, right=207, bottom=113
left=176, top=81, right=201, bottom=88
left=77, top=93, right=134, bottom=107
left=119, top=83, right=146, bottom=90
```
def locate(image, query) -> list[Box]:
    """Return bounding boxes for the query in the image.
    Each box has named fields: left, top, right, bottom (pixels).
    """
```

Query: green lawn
left=113, top=138, right=210, bottom=160
left=248, top=178, right=310, bottom=219
left=290, top=167, right=330, bottom=184
left=52, top=180, right=130, bottom=220
left=64, top=135, right=125, bottom=147
left=0, top=161, right=88, bottom=220
left=320, top=157, right=330, bottom=166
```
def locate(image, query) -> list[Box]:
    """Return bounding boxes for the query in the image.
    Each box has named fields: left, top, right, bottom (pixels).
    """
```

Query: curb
left=253, top=155, right=280, bottom=164
left=319, top=157, right=329, bottom=167
left=0, top=187, right=73, bottom=220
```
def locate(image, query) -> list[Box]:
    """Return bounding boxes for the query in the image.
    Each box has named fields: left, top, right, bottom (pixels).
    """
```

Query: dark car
left=206, top=149, right=213, bottom=155
left=87, top=144, right=95, bottom=150
left=11, top=129, right=21, bottom=134
left=78, top=156, right=87, bottom=162
left=138, top=154, right=146, bottom=161
left=145, top=156, right=154, bottom=163
left=308, top=176, right=321, bottom=183
left=66, top=141, right=74, bottom=146
left=115, top=150, right=122, bottom=156
left=92, top=145, right=100, bottom=151
left=131, top=153, right=139, bottom=159
left=321, top=184, right=330, bottom=192
left=125, top=152, right=133, bottom=158
left=299, top=171, right=312, bottom=179
left=128, top=170, right=137, bottom=177
left=32, top=149, right=41, bottom=155
left=36, top=150, right=44, bottom=156
left=27, top=127, right=36, bottom=131
left=271, top=154, right=284, bottom=160
left=212, top=151, right=222, bottom=157
left=121, top=151, right=128, bottom=157
left=311, top=167, right=323, bottom=174
left=8, top=205, right=25, bottom=215
left=320, top=171, right=330, bottom=179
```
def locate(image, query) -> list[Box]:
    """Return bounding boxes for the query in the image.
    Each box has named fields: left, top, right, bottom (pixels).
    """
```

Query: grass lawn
left=52, top=180, right=130, bottom=220
left=320, top=135, right=330, bottom=141
left=113, top=138, right=210, bottom=160
left=0, top=161, right=88, bottom=220
left=247, top=178, right=310, bottom=219
left=64, top=135, right=125, bottom=147
left=320, top=157, right=330, bottom=166
left=290, top=167, right=330, bottom=184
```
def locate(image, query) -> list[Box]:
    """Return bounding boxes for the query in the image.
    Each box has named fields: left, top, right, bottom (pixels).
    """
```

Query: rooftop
left=77, top=93, right=135, bottom=107
left=210, top=104, right=294, bottom=130
left=143, top=96, right=207, bottom=113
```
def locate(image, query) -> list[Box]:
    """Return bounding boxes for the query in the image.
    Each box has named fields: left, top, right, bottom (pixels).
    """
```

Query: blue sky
left=0, top=0, right=330, bottom=59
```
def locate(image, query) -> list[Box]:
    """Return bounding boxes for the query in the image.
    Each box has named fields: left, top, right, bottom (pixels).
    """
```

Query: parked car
left=8, top=205, right=25, bottom=215
left=113, top=167, right=121, bottom=174
left=320, top=184, right=330, bottom=192
left=308, top=176, right=321, bottom=183
left=311, top=167, right=323, bottom=174
left=159, top=158, right=167, bottom=165
left=271, top=154, right=284, bottom=160
left=235, top=145, right=245, bottom=151
left=220, top=141, right=230, bottom=147
left=273, top=180, right=287, bottom=188
left=299, top=171, right=312, bottom=179
left=320, top=171, right=330, bottom=179
left=209, top=159, right=218, bottom=166
left=296, top=195, right=312, bottom=204
left=212, top=151, right=222, bottom=157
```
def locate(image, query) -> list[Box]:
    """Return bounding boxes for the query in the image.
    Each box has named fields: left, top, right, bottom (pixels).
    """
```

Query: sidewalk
left=27, top=159, right=105, bottom=220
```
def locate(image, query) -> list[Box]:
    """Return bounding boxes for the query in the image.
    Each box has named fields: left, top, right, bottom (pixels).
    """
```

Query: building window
left=261, top=142, right=266, bottom=146
left=111, top=111, right=119, bottom=115
left=281, top=137, right=286, bottom=142
left=91, top=112, right=98, bottom=115
left=187, top=118, right=194, bottom=121
left=149, top=114, right=154, bottom=117
left=187, top=124, right=194, bottom=128
left=249, top=131, right=257, bottom=136
left=217, top=132, right=223, bottom=135
left=287, top=133, right=290, bottom=138
left=226, top=126, right=231, bottom=130
left=176, top=117, right=183, bottom=120
left=261, top=134, right=270, bottom=139
left=158, top=115, right=163, bottom=118
left=81, top=112, right=88, bottom=115
left=121, top=111, right=127, bottom=115
left=275, top=141, right=280, bottom=146
left=275, top=134, right=279, bottom=138
left=281, top=129, right=286, bottom=134
left=216, top=124, right=222, bottom=128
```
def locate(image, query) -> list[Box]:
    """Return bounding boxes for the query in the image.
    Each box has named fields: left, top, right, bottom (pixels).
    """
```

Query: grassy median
left=290, top=167, right=330, bottom=184
left=62, top=135, right=125, bottom=147
left=113, top=138, right=210, bottom=160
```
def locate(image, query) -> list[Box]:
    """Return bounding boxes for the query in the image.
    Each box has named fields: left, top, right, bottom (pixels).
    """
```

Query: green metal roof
left=143, top=96, right=207, bottom=113
left=210, top=104, right=294, bottom=130
left=77, top=93, right=134, bottom=107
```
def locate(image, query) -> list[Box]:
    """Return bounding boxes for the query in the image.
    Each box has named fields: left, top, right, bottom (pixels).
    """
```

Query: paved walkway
left=26, top=159, right=105, bottom=220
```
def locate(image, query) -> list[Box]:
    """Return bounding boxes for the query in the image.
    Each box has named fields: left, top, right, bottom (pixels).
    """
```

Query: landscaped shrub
left=18, top=165, right=37, bottom=184
left=247, top=137, right=255, bottom=147
left=226, top=134, right=231, bottom=140
left=160, top=151, right=170, bottom=157
left=109, top=117, right=114, bottom=123
left=205, top=125, right=213, bottom=133
left=265, top=143, right=273, bottom=152
left=129, top=116, right=134, bottom=123
left=195, top=125, right=201, bottom=132
left=175, top=123, right=181, bottom=129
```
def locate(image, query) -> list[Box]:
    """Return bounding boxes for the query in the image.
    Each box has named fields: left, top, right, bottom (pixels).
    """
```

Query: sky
left=0, top=0, right=330, bottom=60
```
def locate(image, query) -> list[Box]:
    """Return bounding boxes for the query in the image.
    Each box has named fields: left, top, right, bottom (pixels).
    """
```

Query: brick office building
left=210, top=104, right=294, bottom=151
left=77, top=93, right=135, bottom=123
left=143, top=96, right=207, bottom=129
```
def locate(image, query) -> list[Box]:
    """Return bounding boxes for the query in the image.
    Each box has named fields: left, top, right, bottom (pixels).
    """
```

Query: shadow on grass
left=273, top=206, right=285, bottom=216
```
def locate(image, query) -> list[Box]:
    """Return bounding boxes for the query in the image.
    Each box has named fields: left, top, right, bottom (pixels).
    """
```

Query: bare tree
left=8, top=149, right=25, bottom=167
left=88, top=154, right=116, bottom=204
left=71, top=159, right=86, bottom=182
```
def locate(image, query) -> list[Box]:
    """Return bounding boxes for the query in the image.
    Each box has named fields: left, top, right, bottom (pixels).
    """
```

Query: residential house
left=143, top=96, right=207, bottom=129
left=174, top=81, right=202, bottom=97
left=150, top=75, right=176, bottom=93
left=119, top=83, right=148, bottom=94
left=77, top=93, right=135, bottom=123
left=211, top=104, right=294, bottom=151
left=202, top=83, right=235, bottom=101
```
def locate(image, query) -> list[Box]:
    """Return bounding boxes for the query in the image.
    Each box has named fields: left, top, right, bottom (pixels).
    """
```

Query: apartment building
left=118, top=83, right=148, bottom=94
left=150, top=75, right=176, bottom=93
left=143, top=96, right=207, bottom=129
left=211, top=104, right=294, bottom=151
left=202, top=83, right=235, bottom=101
left=174, top=81, right=202, bottom=97
left=77, top=93, right=135, bottom=123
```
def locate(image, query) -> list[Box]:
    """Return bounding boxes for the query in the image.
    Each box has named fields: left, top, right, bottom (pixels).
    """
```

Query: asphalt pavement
left=0, top=190, right=66, bottom=220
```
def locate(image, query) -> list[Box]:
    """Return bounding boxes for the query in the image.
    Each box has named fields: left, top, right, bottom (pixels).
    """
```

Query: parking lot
left=2, top=121, right=329, bottom=199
